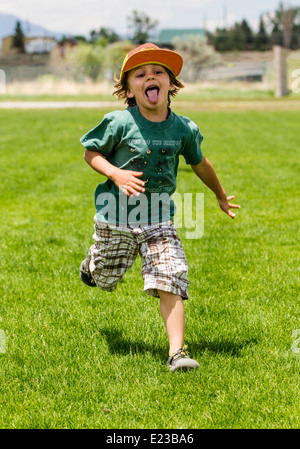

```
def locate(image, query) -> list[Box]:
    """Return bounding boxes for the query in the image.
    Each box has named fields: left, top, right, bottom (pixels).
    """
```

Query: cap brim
left=120, top=48, right=183, bottom=79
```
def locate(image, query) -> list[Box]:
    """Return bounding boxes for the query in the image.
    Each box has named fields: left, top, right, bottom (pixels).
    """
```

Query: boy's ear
left=169, top=82, right=176, bottom=92
left=127, top=88, right=134, bottom=99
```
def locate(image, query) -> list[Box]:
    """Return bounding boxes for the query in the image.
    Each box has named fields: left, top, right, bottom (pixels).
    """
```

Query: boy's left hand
left=217, top=195, right=240, bottom=219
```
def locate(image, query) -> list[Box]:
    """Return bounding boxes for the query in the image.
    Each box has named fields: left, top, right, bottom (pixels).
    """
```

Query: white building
left=24, top=36, right=57, bottom=54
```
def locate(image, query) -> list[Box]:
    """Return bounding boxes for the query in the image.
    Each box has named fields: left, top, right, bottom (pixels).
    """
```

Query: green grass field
left=1, top=87, right=300, bottom=102
left=0, top=105, right=299, bottom=429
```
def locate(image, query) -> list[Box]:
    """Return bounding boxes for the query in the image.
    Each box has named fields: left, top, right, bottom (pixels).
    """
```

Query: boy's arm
left=191, top=157, right=240, bottom=219
left=84, top=149, right=145, bottom=197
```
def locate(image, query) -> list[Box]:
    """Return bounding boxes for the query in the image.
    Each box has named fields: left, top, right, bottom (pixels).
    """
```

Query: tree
left=207, top=4, right=300, bottom=52
left=172, top=34, right=221, bottom=81
left=265, top=3, right=300, bottom=49
left=127, top=10, right=158, bottom=44
left=240, top=19, right=254, bottom=49
left=74, top=35, right=88, bottom=43
left=89, top=27, right=120, bottom=44
left=98, top=27, right=120, bottom=44
left=255, top=16, right=270, bottom=50
left=270, top=21, right=283, bottom=47
left=232, top=22, right=247, bottom=50
left=207, top=18, right=254, bottom=52
left=281, top=6, right=294, bottom=48
left=12, top=21, right=25, bottom=53
left=102, top=40, right=133, bottom=79
left=90, top=30, right=98, bottom=43
left=67, top=42, right=105, bottom=81
left=207, top=28, right=235, bottom=52
left=291, top=19, right=300, bottom=49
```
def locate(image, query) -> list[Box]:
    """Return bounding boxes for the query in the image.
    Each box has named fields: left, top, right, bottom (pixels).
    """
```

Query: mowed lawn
left=0, top=105, right=299, bottom=429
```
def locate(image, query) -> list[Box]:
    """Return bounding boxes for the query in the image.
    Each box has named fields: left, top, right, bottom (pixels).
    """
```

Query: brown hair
left=113, top=67, right=185, bottom=107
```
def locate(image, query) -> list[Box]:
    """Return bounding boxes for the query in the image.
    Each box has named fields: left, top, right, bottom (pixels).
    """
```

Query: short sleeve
left=182, top=126, right=204, bottom=166
left=80, top=113, right=118, bottom=157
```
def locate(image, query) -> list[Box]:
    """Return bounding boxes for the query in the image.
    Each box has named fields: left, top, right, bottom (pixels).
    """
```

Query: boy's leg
left=80, top=223, right=138, bottom=291
left=158, top=290, right=185, bottom=356
left=139, top=223, right=199, bottom=370
left=80, top=252, right=96, bottom=287
left=158, top=289, right=199, bottom=371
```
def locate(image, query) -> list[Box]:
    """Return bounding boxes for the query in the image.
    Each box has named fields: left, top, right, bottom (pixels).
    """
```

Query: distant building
left=156, top=28, right=206, bottom=48
left=2, top=35, right=18, bottom=55
left=24, top=36, right=57, bottom=54
left=50, top=37, right=78, bottom=61
left=1, top=35, right=57, bottom=55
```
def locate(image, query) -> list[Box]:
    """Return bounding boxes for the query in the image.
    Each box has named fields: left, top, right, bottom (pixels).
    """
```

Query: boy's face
left=126, top=64, right=175, bottom=114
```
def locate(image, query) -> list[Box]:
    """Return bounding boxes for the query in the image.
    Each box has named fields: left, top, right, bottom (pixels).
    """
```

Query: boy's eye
left=135, top=70, right=163, bottom=78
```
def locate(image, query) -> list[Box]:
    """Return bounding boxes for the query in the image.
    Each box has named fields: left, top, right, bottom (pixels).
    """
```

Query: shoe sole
left=80, top=260, right=97, bottom=287
left=168, top=359, right=199, bottom=372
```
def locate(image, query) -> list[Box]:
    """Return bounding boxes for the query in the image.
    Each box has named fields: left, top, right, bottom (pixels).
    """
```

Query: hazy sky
left=1, top=0, right=299, bottom=36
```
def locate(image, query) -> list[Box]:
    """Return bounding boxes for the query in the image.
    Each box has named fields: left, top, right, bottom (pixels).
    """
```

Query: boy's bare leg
left=158, top=290, right=185, bottom=356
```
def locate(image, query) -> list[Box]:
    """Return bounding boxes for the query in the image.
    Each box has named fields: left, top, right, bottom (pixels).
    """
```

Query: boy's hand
left=110, top=167, right=145, bottom=197
left=217, top=195, right=240, bottom=219
left=191, top=159, right=240, bottom=219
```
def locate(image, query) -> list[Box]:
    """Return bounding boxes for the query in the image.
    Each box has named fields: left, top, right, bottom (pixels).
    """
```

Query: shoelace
left=171, top=345, right=189, bottom=362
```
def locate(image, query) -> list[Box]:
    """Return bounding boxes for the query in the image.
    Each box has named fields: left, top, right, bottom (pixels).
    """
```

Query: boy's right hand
left=83, top=150, right=145, bottom=197
left=110, top=167, right=145, bottom=197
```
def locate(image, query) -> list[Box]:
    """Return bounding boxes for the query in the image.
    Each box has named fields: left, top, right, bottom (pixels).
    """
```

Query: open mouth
left=145, top=86, right=159, bottom=104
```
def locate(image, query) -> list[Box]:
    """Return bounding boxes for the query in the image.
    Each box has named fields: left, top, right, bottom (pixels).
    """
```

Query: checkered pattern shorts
left=87, top=220, right=189, bottom=299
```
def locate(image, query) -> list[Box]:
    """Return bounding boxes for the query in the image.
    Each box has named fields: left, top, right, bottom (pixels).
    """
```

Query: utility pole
left=203, top=12, right=207, bottom=31
left=274, top=45, right=289, bottom=97
left=223, top=4, right=227, bottom=29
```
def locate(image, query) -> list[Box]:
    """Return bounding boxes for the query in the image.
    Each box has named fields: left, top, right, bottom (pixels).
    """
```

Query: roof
left=158, top=28, right=206, bottom=44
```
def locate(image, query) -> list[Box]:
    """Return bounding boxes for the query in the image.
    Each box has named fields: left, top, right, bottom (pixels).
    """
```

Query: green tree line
left=12, top=4, right=300, bottom=56
left=207, top=5, right=300, bottom=52
left=67, top=4, right=300, bottom=52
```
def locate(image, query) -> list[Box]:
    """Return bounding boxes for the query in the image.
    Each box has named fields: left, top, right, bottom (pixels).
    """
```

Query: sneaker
left=167, top=345, right=199, bottom=371
left=79, top=255, right=96, bottom=287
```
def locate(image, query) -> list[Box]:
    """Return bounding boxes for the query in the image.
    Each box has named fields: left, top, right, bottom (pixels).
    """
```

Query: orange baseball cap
left=119, top=43, right=183, bottom=80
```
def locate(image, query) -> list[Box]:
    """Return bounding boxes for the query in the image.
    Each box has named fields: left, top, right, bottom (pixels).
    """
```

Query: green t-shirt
left=80, top=105, right=203, bottom=225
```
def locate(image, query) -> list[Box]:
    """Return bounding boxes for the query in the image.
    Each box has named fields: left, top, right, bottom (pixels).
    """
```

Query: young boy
left=79, top=43, right=239, bottom=371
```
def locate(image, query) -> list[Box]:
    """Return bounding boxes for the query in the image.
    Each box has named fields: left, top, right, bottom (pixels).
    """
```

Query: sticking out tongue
left=146, top=87, right=159, bottom=104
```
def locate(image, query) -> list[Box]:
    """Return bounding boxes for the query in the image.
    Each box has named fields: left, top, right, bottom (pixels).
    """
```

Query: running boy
left=79, top=43, right=240, bottom=371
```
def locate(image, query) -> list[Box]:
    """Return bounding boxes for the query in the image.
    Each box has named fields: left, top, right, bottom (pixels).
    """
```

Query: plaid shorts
left=87, top=219, right=189, bottom=299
